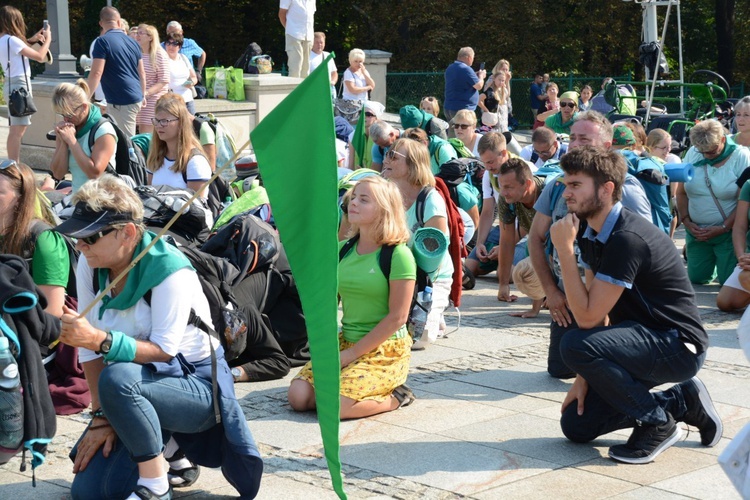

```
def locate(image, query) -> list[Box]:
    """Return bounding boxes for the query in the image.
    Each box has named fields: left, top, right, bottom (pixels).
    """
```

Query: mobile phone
left=479, top=62, right=485, bottom=71
left=43, top=20, right=49, bottom=30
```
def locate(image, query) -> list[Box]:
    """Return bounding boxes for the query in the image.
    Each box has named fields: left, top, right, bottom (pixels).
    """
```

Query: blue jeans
left=559, top=321, right=704, bottom=443
left=71, top=361, right=218, bottom=499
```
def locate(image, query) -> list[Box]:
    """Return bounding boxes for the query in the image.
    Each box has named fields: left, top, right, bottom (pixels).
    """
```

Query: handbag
left=334, top=73, right=363, bottom=124
left=7, top=39, right=37, bottom=117
left=248, top=55, right=273, bottom=75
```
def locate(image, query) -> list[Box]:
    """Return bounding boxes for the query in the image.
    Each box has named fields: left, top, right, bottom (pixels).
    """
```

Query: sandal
left=166, top=449, right=201, bottom=488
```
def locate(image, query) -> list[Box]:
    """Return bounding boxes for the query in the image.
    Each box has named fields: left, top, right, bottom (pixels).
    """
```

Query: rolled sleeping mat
left=412, top=227, right=449, bottom=276
left=664, top=163, right=694, bottom=183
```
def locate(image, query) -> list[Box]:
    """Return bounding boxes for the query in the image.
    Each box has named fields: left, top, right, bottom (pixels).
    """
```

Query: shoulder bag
left=7, top=37, right=37, bottom=117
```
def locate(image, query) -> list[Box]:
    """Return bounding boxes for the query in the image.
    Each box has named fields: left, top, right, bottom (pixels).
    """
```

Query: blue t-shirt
left=92, top=29, right=143, bottom=105
left=530, top=82, right=545, bottom=110
left=444, top=61, right=479, bottom=111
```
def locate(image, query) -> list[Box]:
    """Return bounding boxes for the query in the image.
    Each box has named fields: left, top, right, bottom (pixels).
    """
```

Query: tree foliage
left=11, top=0, right=750, bottom=87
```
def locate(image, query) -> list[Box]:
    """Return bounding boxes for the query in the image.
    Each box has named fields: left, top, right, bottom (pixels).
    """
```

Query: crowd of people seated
left=0, top=5, right=743, bottom=497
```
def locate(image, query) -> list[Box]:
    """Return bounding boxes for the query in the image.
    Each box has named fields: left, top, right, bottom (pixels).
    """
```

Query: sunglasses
left=385, top=149, right=406, bottom=161
left=453, top=123, right=471, bottom=130
left=364, top=112, right=376, bottom=118
left=559, top=102, right=577, bottom=109
left=698, top=144, right=722, bottom=155
left=61, top=104, right=86, bottom=120
left=151, top=117, right=180, bottom=127
left=80, top=227, right=117, bottom=246
left=423, top=97, right=436, bottom=102
left=0, top=159, right=17, bottom=171
left=165, top=40, right=181, bottom=47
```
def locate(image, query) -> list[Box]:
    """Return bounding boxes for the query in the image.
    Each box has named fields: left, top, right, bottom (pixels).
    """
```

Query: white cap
left=364, top=101, right=385, bottom=119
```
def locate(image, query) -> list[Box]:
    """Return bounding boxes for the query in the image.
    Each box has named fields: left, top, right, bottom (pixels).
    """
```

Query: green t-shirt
left=31, top=229, right=70, bottom=287
left=456, top=181, right=479, bottom=213
left=740, top=180, right=750, bottom=252
left=338, top=240, right=416, bottom=343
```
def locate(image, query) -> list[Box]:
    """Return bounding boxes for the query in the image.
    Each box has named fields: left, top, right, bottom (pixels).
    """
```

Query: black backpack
left=91, top=242, right=248, bottom=362
left=436, top=158, right=482, bottom=207
left=135, top=184, right=211, bottom=244
left=234, top=42, right=263, bottom=74
left=88, top=114, right=149, bottom=187
left=201, top=211, right=280, bottom=287
left=26, top=220, right=79, bottom=300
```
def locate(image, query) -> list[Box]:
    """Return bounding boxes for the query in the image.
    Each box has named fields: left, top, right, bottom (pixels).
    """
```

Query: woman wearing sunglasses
left=57, top=174, right=263, bottom=499
left=164, top=32, right=197, bottom=115
left=0, top=160, right=70, bottom=317
left=537, top=90, right=579, bottom=135
left=450, top=109, right=482, bottom=158
left=289, top=176, right=416, bottom=418
left=50, top=80, right=118, bottom=193
left=382, top=138, right=453, bottom=350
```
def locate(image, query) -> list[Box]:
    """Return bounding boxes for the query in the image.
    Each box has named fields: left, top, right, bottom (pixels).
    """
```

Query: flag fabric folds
left=250, top=53, right=345, bottom=499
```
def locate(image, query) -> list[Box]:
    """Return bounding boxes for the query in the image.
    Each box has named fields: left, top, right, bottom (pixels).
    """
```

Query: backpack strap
left=415, top=186, right=432, bottom=228
left=378, top=245, right=394, bottom=282
left=338, top=235, right=360, bottom=262
left=87, top=117, right=108, bottom=151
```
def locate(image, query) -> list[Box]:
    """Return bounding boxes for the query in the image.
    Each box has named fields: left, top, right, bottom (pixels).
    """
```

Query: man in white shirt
left=309, top=32, right=337, bottom=98
left=279, top=0, right=316, bottom=78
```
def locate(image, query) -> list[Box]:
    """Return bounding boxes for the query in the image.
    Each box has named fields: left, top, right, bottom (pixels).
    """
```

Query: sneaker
left=608, top=414, right=682, bottom=464
left=131, top=485, right=172, bottom=500
left=679, top=377, right=722, bottom=447
left=393, top=384, right=416, bottom=408
left=462, top=263, right=476, bottom=290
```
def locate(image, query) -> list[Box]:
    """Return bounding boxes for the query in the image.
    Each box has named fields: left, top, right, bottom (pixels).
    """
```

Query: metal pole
left=677, top=1, right=685, bottom=114
left=645, top=1, right=673, bottom=126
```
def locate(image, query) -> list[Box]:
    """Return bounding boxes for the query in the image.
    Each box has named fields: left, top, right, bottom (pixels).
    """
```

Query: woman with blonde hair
left=147, top=93, right=212, bottom=200
left=50, top=79, right=118, bottom=192
left=382, top=138, right=453, bottom=350
left=0, top=5, right=52, bottom=162
left=451, top=109, right=483, bottom=157
left=135, top=24, right=169, bottom=133
left=288, top=176, right=417, bottom=419
left=342, top=48, right=375, bottom=102
left=478, top=71, right=509, bottom=132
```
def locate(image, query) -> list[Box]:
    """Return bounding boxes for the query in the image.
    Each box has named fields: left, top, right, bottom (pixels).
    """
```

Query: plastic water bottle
left=221, top=196, right=233, bottom=211
left=409, top=286, right=433, bottom=341
left=0, top=337, right=23, bottom=451
left=128, top=147, right=138, bottom=163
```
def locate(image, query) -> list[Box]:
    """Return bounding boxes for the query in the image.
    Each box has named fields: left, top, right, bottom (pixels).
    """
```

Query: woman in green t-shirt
left=288, top=176, right=417, bottom=419
left=0, top=160, right=70, bottom=317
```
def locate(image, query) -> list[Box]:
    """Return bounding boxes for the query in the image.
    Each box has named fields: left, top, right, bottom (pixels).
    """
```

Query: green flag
left=351, top=104, right=367, bottom=167
left=251, top=54, right=345, bottom=499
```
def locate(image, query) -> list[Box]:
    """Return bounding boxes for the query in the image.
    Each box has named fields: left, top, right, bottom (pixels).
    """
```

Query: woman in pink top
left=135, top=24, right=169, bottom=133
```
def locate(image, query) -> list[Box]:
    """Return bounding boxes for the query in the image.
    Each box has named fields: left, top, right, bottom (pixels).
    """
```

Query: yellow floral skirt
left=294, top=334, right=412, bottom=402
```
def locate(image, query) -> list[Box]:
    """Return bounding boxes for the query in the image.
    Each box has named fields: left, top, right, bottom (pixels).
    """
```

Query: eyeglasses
left=80, top=227, right=117, bottom=246
left=453, top=123, right=471, bottom=130
left=422, top=97, right=436, bottom=102
left=385, top=149, right=406, bottom=161
left=165, top=41, right=181, bottom=47
left=559, top=102, right=577, bottom=109
left=365, top=112, right=376, bottom=118
left=61, top=104, right=85, bottom=120
left=533, top=144, right=556, bottom=157
left=151, top=117, right=180, bottom=127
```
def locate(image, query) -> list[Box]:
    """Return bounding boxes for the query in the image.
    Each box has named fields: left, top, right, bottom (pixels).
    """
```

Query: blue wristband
left=102, top=330, right=137, bottom=363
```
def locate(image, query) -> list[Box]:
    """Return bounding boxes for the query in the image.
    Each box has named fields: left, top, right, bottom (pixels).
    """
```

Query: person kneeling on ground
left=57, top=175, right=262, bottom=499
left=550, top=146, right=721, bottom=464
left=287, top=177, right=416, bottom=419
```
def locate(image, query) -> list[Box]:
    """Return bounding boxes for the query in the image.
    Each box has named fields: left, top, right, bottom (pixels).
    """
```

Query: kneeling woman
left=58, top=175, right=262, bottom=499
left=288, top=176, right=416, bottom=419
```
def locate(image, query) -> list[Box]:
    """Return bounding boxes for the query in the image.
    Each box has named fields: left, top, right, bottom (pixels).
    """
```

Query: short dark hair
left=500, top=157, right=533, bottom=185
left=559, top=146, right=626, bottom=202
left=477, top=131, right=506, bottom=155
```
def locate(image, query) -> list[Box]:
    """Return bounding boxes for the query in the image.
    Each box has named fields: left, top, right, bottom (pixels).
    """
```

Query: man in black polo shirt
left=550, top=146, right=721, bottom=464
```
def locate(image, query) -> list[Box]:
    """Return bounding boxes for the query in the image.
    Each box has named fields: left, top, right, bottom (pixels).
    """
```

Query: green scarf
left=97, top=231, right=193, bottom=319
left=76, top=104, right=102, bottom=140
left=694, top=135, right=738, bottom=167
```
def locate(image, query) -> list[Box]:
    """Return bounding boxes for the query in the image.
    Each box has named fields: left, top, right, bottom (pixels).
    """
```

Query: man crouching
left=550, top=146, right=721, bottom=464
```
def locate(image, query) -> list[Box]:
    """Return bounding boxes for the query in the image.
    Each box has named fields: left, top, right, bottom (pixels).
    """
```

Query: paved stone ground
left=1, top=122, right=747, bottom=498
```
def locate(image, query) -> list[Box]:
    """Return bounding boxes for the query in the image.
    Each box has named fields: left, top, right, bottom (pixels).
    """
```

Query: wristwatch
left=231, top=367, right=243, bottom=382
left=97, top=331, right=113, bottom=355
